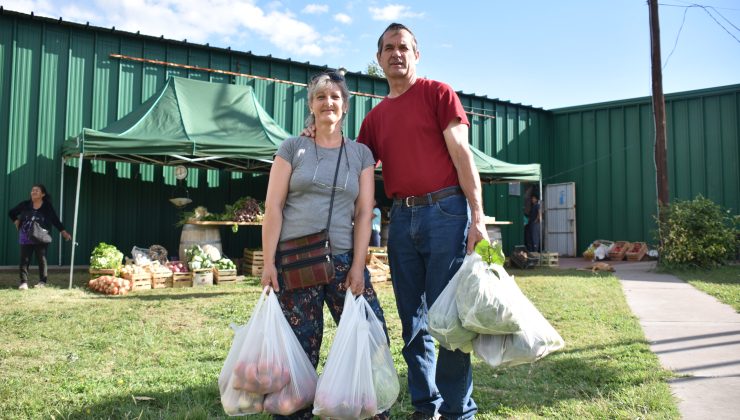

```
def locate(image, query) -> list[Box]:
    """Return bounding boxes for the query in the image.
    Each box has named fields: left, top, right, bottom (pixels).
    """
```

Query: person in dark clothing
left=8, top=184, right=71, bottom=289
left=525, top=194, right=542, bottom=252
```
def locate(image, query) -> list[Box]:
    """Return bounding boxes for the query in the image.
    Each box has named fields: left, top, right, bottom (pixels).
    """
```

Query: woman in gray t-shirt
left=261, top=72, right=390, bottom=420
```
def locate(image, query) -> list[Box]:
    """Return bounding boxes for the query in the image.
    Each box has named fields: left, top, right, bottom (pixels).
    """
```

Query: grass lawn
left=666, top=264, right=740, bottom=312
left=0, top=267, right=678, bottom=419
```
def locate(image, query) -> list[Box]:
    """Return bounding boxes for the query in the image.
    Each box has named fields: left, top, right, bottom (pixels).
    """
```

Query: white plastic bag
left=219, top=287, right=318, bottom=416
left=594, top=243, right=609, bottom=261
left=455, top=253, right=522, bottom=335
left=366, top=298, right=400, bottom=413
left=131, top=246, right=152, bottom=266
left=428, top=255, right=478, bottom=352
left=472, top=264, right=565, bottom=368
left=314, top=293, right=398, bottom=419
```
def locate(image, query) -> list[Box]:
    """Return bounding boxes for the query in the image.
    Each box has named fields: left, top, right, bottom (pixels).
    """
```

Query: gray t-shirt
left=276, top=136, right=375, bottom=254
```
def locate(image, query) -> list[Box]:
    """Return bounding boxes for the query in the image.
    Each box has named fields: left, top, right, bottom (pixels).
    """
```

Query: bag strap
left=325, top=139, right=345, bottom=232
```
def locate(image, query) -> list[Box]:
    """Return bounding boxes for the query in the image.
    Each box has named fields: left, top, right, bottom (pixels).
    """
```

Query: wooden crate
left=151, top=273, right=173, bottom=289
left=171, top=272, right=192, bottom=288
left=121, top=272, right=152, bottom=291
left=214, top=268, right=238, bottom=284
left=243, top=249, right=264, bottom=277
left=626, top=242, right=648, bottom=261
left=243, top=249, right=264, bottom=264
left=242, top=264, right=264, bottom=277
left=531, top=252, right=559, bottom=267
left=608, top=241, right=631, bottom=261
left=89, top=268, right=117, bottom=281
left=192, top=269, right=213, bottom=287
left=366, top=246, right=388, bottom=265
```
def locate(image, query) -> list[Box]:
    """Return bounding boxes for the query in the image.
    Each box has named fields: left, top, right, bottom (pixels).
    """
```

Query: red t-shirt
left=358, top=78, right=470, bottom=198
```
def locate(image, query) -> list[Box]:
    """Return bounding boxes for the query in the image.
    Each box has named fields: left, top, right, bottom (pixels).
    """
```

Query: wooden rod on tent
left=109, top=54, right=496, bottom=120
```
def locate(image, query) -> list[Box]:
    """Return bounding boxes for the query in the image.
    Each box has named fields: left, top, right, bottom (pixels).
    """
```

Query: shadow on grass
left=510, top=267, right=614, bottom=279
left=54, top=345, right=667, bottom=420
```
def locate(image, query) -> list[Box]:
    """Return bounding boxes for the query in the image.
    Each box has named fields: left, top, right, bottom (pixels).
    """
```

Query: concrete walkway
left=605, top=260, right=740, bottom=419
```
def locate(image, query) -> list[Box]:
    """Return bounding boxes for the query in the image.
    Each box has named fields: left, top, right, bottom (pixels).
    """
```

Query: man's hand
left=466, top=220, right=489, bottom=255
left=61, top=230, right=72, bottom=241
left=13, top=220, right=19, bottom=230
left=300, top=125, right=316, bottom=138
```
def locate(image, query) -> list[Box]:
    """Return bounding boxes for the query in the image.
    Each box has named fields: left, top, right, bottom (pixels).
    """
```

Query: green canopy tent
left=61, top=76, right=292, bottom=287
left=471, top=146, right=541, bottom=184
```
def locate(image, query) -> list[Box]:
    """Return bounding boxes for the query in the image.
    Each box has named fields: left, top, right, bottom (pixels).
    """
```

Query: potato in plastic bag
left=314, top=293, right=392, bottom=419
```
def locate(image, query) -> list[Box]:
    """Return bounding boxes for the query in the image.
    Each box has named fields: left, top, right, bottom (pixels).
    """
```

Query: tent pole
left=59, top=158, right=65, bottom=266
left=539, top=179, right=543, bottom=253
left=68, top=155, right=83, bottom=289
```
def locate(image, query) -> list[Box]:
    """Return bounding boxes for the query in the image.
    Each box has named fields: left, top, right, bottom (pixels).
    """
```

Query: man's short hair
left=377, top=22, right=418, bottom=54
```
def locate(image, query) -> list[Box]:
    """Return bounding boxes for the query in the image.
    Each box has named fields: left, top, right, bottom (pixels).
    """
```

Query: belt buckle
left=404, top=196, right=414, bottom=207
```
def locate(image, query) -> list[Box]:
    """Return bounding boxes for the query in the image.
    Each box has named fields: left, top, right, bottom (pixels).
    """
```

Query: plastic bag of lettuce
left=90, top=242, right=124, bottom=271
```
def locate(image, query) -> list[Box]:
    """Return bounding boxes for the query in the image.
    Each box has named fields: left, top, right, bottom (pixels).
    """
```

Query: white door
left=545, top=182, right=576, bottom=256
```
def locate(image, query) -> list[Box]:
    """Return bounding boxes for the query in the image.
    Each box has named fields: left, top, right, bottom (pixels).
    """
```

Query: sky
left=3, top=0, right=739, bottom=109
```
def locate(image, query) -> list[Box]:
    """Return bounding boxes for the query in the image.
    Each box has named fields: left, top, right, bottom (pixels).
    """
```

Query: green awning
left=470, top=146, right=541, bottom=183
left=62, top=76, right=291, bottom=171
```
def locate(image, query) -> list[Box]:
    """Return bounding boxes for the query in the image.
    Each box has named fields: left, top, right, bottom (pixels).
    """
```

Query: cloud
left=333, top=13, right=352, bottom=24
left=368, top=4, right=423, bottom=21
left=9, top=0, right=347, bottom=58
left=302, top=4, right=328, bottom=14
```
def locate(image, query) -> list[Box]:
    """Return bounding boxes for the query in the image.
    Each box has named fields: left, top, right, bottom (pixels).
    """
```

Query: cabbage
left=90, top=242, right=123, bottom=270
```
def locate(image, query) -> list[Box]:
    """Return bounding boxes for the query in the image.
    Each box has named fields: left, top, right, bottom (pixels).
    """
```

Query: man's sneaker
left=411, top=412, right=440, bottom=420
left=19, top=283, right=29, bottom=290
left=34, top=282, right=46, bottom=289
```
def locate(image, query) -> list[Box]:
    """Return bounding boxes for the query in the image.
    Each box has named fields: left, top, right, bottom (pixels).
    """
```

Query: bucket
left=179, top=224, right=222, bottom=262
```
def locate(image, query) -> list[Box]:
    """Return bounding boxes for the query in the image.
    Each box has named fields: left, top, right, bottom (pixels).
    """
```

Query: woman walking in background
left=8, top=184, right=71, bottom=289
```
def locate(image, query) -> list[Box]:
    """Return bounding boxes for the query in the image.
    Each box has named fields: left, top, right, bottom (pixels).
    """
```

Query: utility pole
left=649, top=0, right=670, bottom=209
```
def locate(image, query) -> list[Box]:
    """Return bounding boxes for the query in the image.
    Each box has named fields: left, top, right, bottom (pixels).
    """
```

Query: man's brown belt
left=393, top=186, right=463, bottom=208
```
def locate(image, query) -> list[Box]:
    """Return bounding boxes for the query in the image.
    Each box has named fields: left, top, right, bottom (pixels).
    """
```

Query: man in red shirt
left=358, top=23, right=488, bottom=420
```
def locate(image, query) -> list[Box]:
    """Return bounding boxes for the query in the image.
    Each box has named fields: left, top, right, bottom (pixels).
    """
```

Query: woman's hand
left=13, top=220, right=19, bottom=230
left=345, top=265, right=366, bottom=296
left=261, top=264, right=279, bottom=292
left=61, top=230, right=72, bottom=241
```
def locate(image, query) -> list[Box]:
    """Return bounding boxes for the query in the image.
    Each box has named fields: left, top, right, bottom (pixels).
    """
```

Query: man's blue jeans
left=387, top=191, right=477, bottom=420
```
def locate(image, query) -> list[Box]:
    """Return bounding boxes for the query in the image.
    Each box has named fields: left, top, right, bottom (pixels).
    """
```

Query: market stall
left=61, top=76, right=542, bottom=288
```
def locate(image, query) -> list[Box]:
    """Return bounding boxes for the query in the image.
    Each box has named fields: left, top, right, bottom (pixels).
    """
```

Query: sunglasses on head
left=311, top=71, right=345, bottom=83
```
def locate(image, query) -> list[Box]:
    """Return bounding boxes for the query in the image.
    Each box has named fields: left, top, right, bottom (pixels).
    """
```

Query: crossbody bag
left=275, top=140, right=344, bottom=290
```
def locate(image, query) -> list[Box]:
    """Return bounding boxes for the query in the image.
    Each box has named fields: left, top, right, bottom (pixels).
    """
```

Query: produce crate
left=121, top=272, right=152, bottom=291
left=214, top=268, right=238, bottom=284
left=608, top=241, right=630, bottom=261
left=243, top=249, right=264, bottom=277
left=510, top=246, right=538, bottom=269
left=171, top=272, right=192, bottom=288
left=531, top=252, right=559, bottom=267
left=192, top=269, right=213, bottom=287
left=626, top=242, right=648, bottom=261
left=366, top=246, right=388, bottom=265
left=151, top=272, right=173, bottom=289
left=89, top=268, right=117, bottom=281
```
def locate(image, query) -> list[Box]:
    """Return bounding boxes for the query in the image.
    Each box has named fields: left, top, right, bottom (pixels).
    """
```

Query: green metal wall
left=0, top=10, right=548, bottom=265
left=550, top=85, right=740, bottom=253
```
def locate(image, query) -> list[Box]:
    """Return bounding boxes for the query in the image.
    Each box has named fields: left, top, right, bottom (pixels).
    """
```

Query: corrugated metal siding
left=0, top=11, right=550, bottom=264
left=551, top=85, right=740, bottom=253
